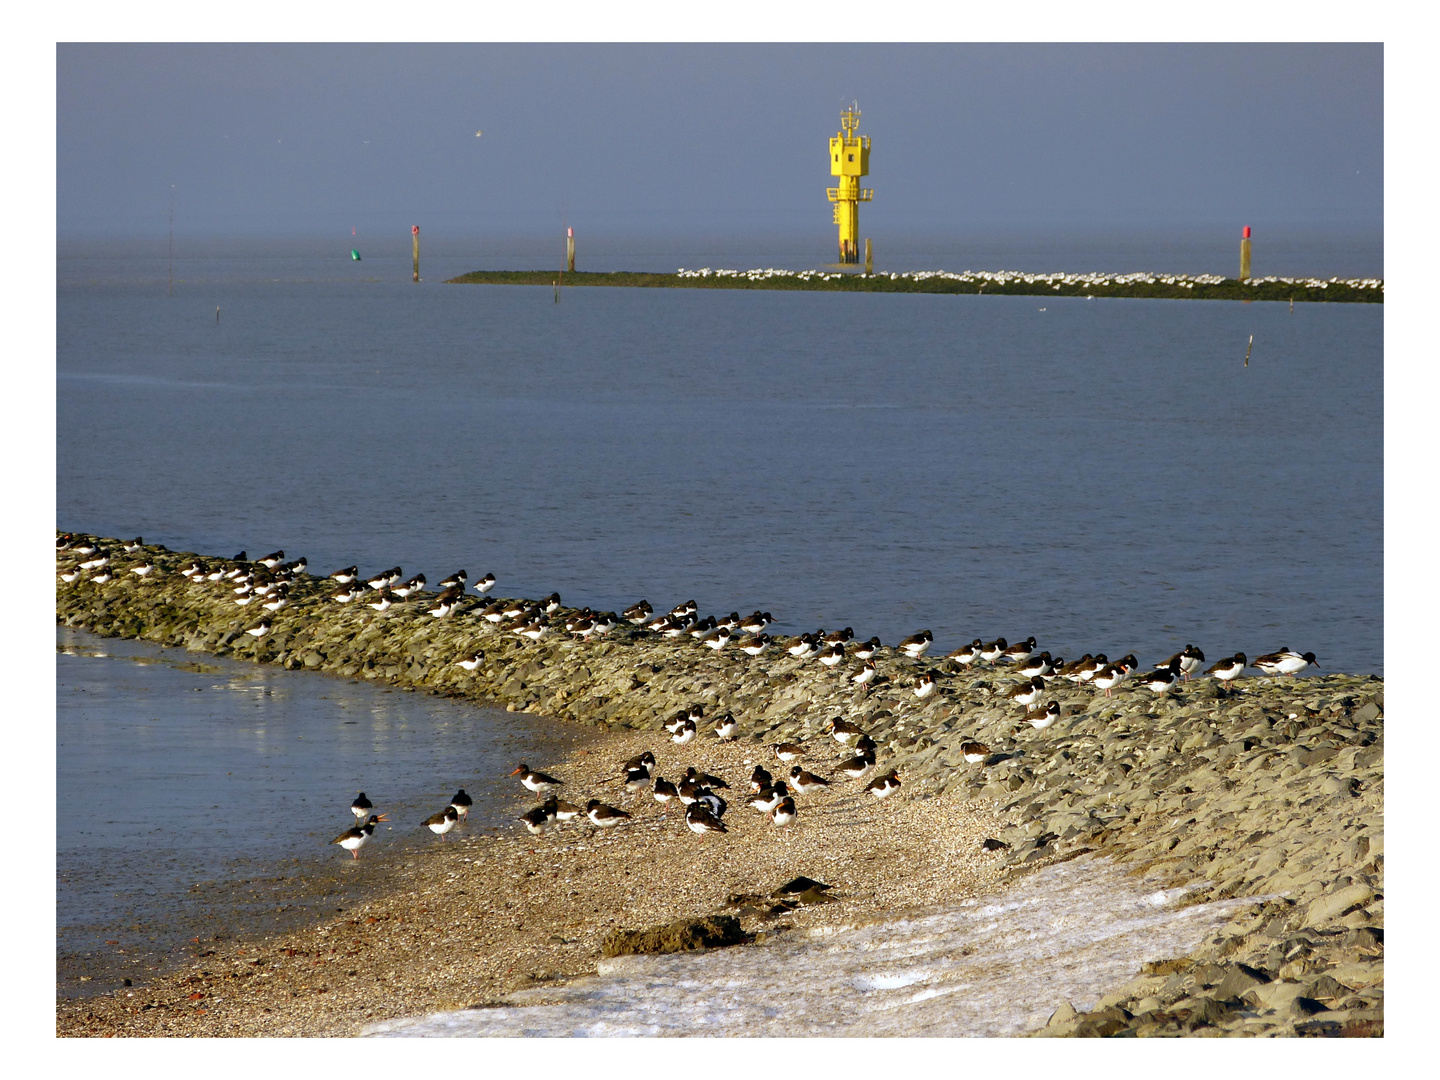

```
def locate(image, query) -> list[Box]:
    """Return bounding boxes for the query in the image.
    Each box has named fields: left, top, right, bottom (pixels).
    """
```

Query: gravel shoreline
left=56, top=536, right=1383, bottom=1037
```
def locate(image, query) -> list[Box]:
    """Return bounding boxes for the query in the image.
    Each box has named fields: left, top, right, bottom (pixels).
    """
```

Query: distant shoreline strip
left=446, top=268, right=1383, bottom=303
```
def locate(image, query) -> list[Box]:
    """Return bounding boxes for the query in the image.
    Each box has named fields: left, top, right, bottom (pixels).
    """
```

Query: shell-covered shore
left=56, top=536, right=1383, bottom=1037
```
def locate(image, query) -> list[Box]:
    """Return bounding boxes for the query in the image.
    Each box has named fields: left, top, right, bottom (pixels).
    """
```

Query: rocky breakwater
left=57, top=535, right=1383, bottom=1037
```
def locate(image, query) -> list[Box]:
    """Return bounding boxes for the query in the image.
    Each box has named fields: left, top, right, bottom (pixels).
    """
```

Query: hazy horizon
left=59, top=43, right=1383, bottom=247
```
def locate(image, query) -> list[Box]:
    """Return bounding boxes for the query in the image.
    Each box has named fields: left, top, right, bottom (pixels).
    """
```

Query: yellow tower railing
left=827, top=102, right=873, bottom=264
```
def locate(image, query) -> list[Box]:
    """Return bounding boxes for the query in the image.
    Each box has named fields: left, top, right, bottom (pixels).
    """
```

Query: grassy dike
left=58, top=536, right=1383, bottom=1037
left=446, top=268, right=1383, bottom=304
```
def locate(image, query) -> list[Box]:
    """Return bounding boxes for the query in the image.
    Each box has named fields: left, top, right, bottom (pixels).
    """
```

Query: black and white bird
left=853, top=637, right=883, bottom=660
left=1000, top=637, right=1039, bottom=664
left=422, top=805, right=459, bottom=838
left=624, top=600, right=654, bottom=625
left=685, top=801, right=727, bottom=836
left=769, top=797, right=797, bottom=830
left=849, top=660, right=878, bottom=691
left=866, top=770, right=902, bottom=799
left=1023, top=700, right=1062, bottom=730
left=914, top=671, right=938, bottom=699
left=713, top=713, right=739, bottom=740
left=332, top=814, right=387, bottom=859
left=788, top=766, right=831, bottom=794
left=509, top=764, right=562, bottom=794
left=1163, top=644, right=1206, bottom=681
left=585, top=800, right=632, bottom=829
left=437, top=569, right=467, bottom=590
left=450, top=789, right=473, bottom=822
left=898, top=630, right=933, bottom=658
left=329, top=566, right=359, bottom=583
left=473, top=573, right=497, bottom=595
left=1253, top=649, right=1319, bottom=676
left=1206, top=653, right=1247, bottom=684
left=948, top=640, right=984, bottom=666
left=979, top=638, right=1008, bottom=663
left=245, top=618, right=271, bottom=638
left=671, top=718, right=697, bottom=745
left=1140, top=658, right=1183, bottom=695
left=350, top=792, right=374, bottom=821
left=829, top=716, right=866, bottom=745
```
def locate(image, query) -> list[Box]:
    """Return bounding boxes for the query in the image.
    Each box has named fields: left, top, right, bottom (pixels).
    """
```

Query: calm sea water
left=56, top=626, right=585, bottom=997
left=58, top=242, right=1383, bottom=676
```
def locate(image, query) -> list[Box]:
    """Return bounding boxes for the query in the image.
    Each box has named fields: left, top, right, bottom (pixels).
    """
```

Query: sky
left=56, top=43, right=1383, bottom=242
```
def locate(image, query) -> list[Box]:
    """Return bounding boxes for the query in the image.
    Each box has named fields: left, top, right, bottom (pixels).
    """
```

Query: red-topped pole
left=412, top=225, right=420, bottom=283
left=1240, top=225, right=1252, bottom=282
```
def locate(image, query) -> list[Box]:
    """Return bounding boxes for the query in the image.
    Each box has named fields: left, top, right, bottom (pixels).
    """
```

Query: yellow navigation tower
left=827, top=102, right=873, bottom=264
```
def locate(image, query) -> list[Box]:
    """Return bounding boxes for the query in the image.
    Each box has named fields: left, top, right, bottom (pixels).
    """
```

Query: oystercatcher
left=473, top=573, right=497, bottom=595
left=788, top=766, right=831, bottom=794
left=509, top=764, right=562, bottom=794
left=683, top=766, right=728, bottom=790
left=329, top=566, right=358, bottom=583
left=1206, top=653, right=1247, bottom=684
left=1163, top=644, right=1206, bottom=681
left=584, top=800, right=631, bottom=828
left=1023, top=701, right=1062, bottom=730
left=979, top=638, right=1008, bottom=663
left=1253, top=649, right=1319, bottom=676
left=948, top=640, right=984, bottom=666
left=865, top=770, right=901, bottom=799
left=685, top=801, right=727, bottom=836
left=829, top=717, right=866, bottom=745
left=624, top=600, right=654, bottom=624
left=773, top=741, right=805, bottom=762
left=898, top=630, right=933, bottom=658
left=914, top=671, right=938, bottom=699
left=960, top=741, right=990, bottom=763
left=738, top=634, right=772, bottom=657
left=1000, top=637, right=1039, bottom=664
left=747, top=782, right=790, bottom=813
left=423, top=805, right=459, bottom=838
left=853, top=637, right=883, bottom=659
left=769, top=796, right=797, bottom=830
left=450, top=789, right=473, bottom=822
left=713, top=713, right=739, bottom=740
left=836, top=748, right=876, bottom=778
left=850, top=660, right=878, bottom=691
left=332, top=814, right=387, bottom=858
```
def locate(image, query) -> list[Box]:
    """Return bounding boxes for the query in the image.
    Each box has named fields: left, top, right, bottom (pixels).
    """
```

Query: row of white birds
left=58, top=535, right=1321, bottom=703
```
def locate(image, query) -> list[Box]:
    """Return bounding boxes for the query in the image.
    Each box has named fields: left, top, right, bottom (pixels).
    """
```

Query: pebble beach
left=56, top=536, right=1384, bottom=1037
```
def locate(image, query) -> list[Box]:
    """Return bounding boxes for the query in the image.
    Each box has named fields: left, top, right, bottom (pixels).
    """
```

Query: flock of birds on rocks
left=57, top=531, right=1322, bottom=860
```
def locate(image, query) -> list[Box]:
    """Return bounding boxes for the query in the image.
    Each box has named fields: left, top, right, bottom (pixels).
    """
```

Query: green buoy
left=351, top=249, right=362, bottom=261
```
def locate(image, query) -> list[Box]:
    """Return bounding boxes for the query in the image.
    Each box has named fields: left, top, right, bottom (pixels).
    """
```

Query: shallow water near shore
left=56, top=626, right=585, bottom=999
left=367, top=854, right=1262, bottom=1037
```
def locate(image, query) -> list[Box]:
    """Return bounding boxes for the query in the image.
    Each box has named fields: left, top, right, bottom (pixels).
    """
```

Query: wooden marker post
left=566, top=227, right=575, bottom=273
left=1239, top=225, right=1251, bottom=282
left=412, top=225, right=420, bottom=282
left=865, top=238, right=872, bottom=276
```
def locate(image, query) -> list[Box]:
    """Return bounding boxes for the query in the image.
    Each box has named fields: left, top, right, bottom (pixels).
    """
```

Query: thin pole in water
left=216, top=306, right=220, bottom=324
left=168, top=185, right=175, bottom=297
left=1244, top=334, right=1253, bottom=367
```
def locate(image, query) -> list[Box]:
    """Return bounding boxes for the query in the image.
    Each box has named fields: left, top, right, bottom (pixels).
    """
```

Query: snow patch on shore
left=364, top=856, right=1262, bottom=1038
